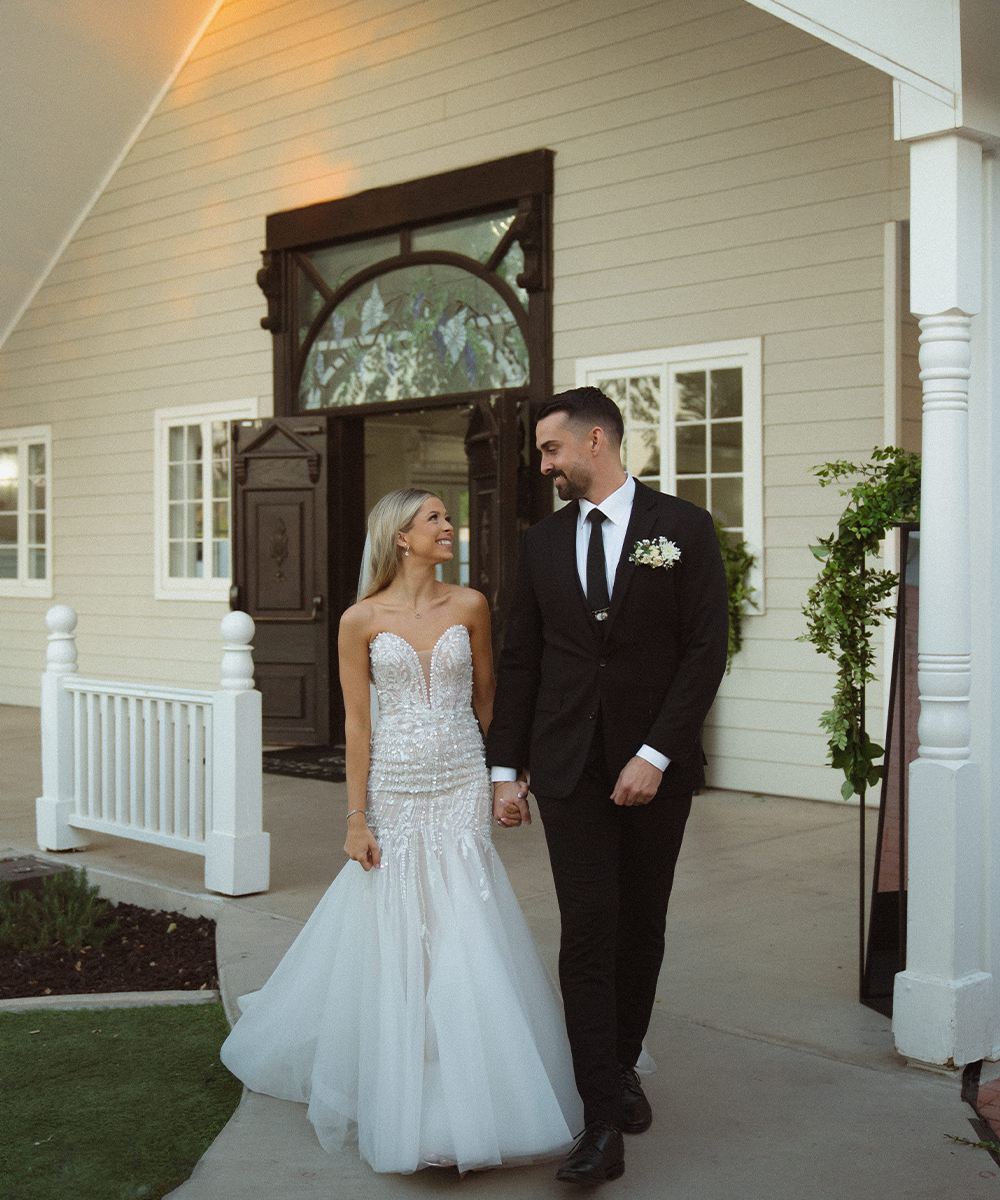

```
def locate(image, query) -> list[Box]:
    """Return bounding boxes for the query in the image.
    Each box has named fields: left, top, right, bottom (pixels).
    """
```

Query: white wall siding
left=0, top=0, right=908, bottom=803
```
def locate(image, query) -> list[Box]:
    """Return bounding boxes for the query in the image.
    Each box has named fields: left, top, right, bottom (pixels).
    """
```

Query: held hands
left=345, top=813, right=382, bottom=871
left=493, top=779, right=531, bottom=827
left=611, top=756, right=663, bottom=806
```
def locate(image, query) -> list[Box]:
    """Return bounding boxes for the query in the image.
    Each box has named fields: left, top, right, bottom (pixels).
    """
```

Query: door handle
left=254, top=595, right=325, bottom=623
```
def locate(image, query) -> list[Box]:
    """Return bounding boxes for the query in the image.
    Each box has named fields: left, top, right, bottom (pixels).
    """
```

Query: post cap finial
left=220, top=610, right=255, bottom=645
left=45, top=605, right=77, bottom=635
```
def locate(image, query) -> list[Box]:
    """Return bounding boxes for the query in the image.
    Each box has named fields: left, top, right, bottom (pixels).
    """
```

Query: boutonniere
left=629, top=537, right=681, bottom=570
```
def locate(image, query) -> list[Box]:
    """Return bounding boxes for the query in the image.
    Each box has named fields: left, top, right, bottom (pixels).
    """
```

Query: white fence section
left=36, top=606, right=270, bottom=896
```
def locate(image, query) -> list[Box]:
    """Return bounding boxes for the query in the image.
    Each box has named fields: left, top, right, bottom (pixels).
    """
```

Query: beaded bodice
left=366, top=624, right=492, bottom=849
left=369, top=624, right=473, bottom=716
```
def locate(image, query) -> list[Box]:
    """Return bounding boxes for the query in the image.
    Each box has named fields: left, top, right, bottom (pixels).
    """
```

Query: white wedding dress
left=220, top=623, right=583, bottom=1174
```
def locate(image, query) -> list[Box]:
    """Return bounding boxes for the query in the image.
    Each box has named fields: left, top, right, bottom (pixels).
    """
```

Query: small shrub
left=0, top=867, right=117, bottom=951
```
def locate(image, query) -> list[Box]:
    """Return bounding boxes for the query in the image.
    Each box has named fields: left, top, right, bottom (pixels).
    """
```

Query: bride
left=220, top=488, right=583, bottom=1174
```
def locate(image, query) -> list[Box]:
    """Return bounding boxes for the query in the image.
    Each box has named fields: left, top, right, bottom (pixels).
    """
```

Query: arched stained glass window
left=260, top=150, right=551, bottom=417
left=299, top=262, right=529, bottom=409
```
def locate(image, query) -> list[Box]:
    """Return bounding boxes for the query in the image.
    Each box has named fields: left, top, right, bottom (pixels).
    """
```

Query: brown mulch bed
left=0, top=903, right=219, bottom=1000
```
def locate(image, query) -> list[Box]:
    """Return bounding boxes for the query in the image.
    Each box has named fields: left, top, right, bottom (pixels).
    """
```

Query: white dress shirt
left=491, top=475, right=670, bottom=783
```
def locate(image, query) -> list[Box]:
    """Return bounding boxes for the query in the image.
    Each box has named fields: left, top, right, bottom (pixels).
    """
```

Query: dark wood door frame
left=249, top=151, right=554, bottom=742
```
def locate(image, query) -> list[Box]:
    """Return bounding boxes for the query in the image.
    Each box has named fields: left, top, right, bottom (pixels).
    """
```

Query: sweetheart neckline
left=370, top=624, right=468, bottom=707
left=370, top=623, right=467, bottom=658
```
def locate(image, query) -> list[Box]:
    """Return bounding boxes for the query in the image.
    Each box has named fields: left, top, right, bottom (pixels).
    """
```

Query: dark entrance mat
left=261, top=744, right=346, bottom=783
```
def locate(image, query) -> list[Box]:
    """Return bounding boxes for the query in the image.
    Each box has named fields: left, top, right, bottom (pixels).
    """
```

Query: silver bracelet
left=346, top=809, right=365, bottom=820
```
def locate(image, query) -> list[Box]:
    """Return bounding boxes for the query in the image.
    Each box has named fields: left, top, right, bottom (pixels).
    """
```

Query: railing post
left=204, top=611, right=270, bottom=895
left=36, top=605, right=89, bottom=851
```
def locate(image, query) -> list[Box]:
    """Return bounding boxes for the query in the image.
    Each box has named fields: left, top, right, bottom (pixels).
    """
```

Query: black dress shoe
left=620, top=1064, right=652, bottom=1134
left=556, top=1121, right=625, bottom=1185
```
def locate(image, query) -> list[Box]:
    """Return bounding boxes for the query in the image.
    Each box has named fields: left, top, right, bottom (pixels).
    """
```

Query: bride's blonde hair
left=358, top=488, right=438, bottom=601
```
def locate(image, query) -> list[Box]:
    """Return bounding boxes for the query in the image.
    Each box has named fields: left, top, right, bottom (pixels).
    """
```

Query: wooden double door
left=230, top=395, right=530, bottom=746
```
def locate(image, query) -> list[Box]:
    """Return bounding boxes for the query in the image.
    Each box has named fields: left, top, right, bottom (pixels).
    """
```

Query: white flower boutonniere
left=629, top=536, right=681, bottom=570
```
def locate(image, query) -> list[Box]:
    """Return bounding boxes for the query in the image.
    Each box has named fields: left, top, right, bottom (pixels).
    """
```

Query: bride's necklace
left=403, top=592, right=431, bottom=619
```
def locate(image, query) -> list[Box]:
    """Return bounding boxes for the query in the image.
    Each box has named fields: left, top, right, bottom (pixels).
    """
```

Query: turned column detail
left=915, top=312, right=973, bottom=762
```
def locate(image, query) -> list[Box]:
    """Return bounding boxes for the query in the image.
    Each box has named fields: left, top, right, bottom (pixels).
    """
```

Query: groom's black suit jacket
left=486, top=479, right=730, bottom=799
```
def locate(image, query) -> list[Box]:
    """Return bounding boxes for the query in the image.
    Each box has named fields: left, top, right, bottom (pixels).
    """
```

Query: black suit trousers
left=535, top=721, right=691, bottom=1127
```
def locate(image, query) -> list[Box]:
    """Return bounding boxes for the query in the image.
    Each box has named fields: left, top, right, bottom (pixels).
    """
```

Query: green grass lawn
left=0, top=1003, right=242, bottom=1200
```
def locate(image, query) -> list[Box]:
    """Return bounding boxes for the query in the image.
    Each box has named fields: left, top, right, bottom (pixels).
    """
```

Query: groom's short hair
left=537, top=388, right=625, bottom=448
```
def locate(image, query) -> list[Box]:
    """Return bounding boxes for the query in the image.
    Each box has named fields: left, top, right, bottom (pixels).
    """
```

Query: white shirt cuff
left=637, top=744, right=670, bottom=772
left=490, top=767, right=518, bottom=783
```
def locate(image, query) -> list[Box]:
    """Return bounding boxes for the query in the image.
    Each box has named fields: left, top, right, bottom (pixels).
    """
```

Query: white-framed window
left=576, top=338, right=764, bottom=610
left=154, top=399, right=258, bottom=601
left=0, top=425, right=52, bottom=598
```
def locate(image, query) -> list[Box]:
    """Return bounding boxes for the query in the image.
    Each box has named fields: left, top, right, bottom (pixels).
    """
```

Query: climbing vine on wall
left=714, top=521, right=758, bottom=672
left=799, top=447, right=921, bottom=799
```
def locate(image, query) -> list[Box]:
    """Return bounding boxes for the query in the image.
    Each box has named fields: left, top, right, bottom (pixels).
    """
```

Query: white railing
left=35, top=606, right=270, bottom=896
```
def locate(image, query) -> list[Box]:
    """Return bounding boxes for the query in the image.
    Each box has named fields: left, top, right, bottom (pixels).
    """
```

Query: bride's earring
left=403, top=545, right=409, bottom=557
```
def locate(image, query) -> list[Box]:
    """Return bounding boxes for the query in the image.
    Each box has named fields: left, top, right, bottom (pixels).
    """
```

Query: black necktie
left=586, top=509, right=610, bottom=616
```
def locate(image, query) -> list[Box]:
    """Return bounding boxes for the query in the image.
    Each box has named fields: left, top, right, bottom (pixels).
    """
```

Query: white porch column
left=893, top=133, right=992, bottom=1068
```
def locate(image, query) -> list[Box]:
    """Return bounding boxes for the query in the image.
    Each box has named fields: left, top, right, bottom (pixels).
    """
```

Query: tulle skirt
left=220, top=826, right=583, bottom=1174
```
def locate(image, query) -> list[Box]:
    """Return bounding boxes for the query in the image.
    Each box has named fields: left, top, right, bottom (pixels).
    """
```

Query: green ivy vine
left=799, top=447, right=921, bottom=800
left=714, top=521, right=758, bottom=672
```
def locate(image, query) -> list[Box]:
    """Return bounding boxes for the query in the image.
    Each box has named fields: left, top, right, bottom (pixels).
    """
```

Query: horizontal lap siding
left=0, top=0, right=902, bottom=806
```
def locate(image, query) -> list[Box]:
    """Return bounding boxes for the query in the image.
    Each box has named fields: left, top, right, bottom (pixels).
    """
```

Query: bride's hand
left=345, top=819, right=382, bottom=870
left=493, top=780, right=531, bottom=827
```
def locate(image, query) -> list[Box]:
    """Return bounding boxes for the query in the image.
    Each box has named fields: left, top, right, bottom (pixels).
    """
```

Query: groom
left=487, top=387, right=729, bottom=1185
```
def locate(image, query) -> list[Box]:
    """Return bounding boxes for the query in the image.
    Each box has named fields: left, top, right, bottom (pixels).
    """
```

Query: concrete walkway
left=1, top=703, right=994, bottom=1198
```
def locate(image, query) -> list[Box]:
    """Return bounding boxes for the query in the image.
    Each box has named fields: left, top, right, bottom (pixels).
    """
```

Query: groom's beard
left=551, top=467, right=591, bottom=502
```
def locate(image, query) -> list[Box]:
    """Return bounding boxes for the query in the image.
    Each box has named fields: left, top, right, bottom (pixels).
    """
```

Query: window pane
left=629, top=376, right=659, bottom=423
left=0, top=513, right=16, bottom=543
left=298, top=275, right=325, bottom=346
left=188, top=464, right=202, bottom=500
left=598, top=378, right=626, bottom=412
left=0, top=447, right=17, bottom=511
left=712, top=477, right=743, bottom=528
left=627, top=428, right=659, bottom=477
left=411, top=210, right=516, bottom=262
left=675, top=371, right=706, bottom=421
left=212, top=464, right=229, bottom=498
left=496, top=240, right=529, bottom=309
left=28, top=478, right=44, bottom=510
left=0, top=548, right=15, bottom=578
left=676, top=424, right=706, bottom=474
left=169, top=542, right=186, bottom=577
left=711, top=367, right=743, bottom=418
left=190, top=542, right=202, bottom=578
left=28, top=513, right=44, bottom=544
left=28, top=443, right=45, bottom=474
left=28, top=547, right=46, bottom=579
left=213, top=540, right=230, bottom=578
left=212, top=501, right=229, bottom=539
left=711, top=422, right=743, bottom=472
left=211, top=421, right=229, bottom=458
left=186, top=425, right=203, bottom=461
left=169, top=503, right=184, bottom=537
left=168, top=426, right=185, bottom=462
left=187, top=503, right=200, bottom=538
left=675, top=477, right=706, bottom=509
left=305, top=235, right=400, bottom=293
left=168, top=464, right=185, bottom=501
left=299, top=264, right=528, bottom=409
